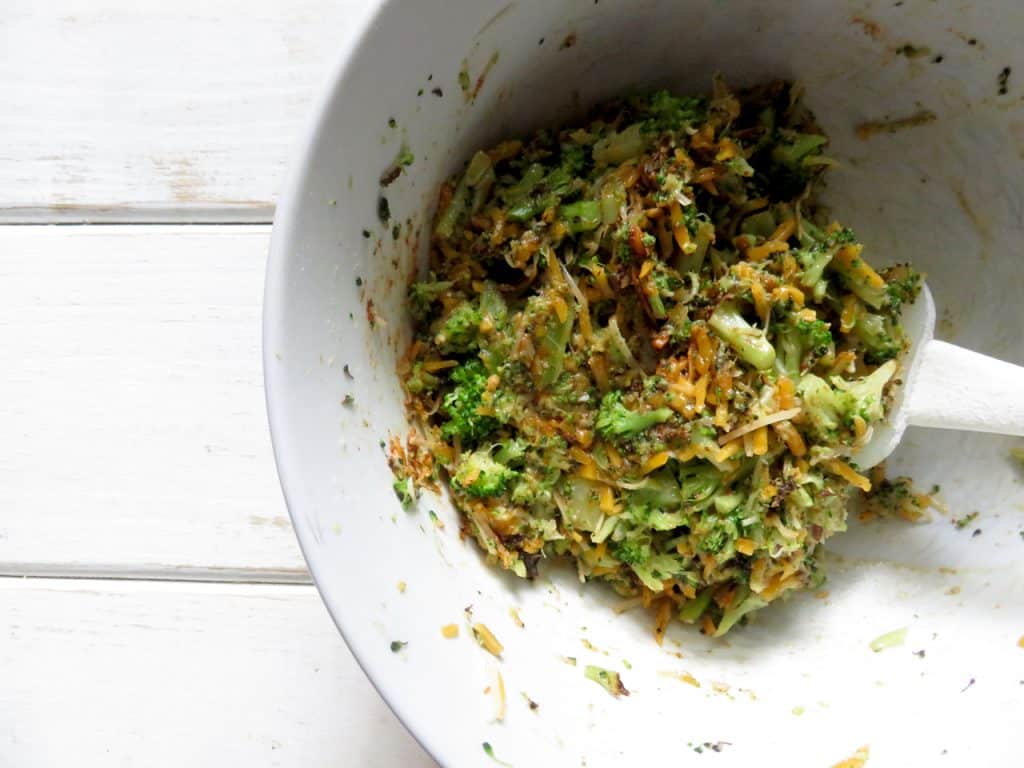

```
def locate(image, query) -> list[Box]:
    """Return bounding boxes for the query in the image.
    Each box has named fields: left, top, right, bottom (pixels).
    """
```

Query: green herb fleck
left=952, top=511, right=979, bottom=530
left=342, top=394, right=355, bottom=407
left=584, top=665, right=629, bottom=696
left=482, top=742, right=512, bottom=767
left=389, top=640, right=407, bottom=653
left=870, top=627, right=907, bottom=652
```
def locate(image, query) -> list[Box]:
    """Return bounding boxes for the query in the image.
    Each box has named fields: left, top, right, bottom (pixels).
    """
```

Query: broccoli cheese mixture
left=396, top=79, right=921, bottom=637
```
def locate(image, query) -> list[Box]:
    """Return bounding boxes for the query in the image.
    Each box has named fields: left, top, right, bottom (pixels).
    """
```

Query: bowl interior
left=265, top=1, right=1024, bottom=765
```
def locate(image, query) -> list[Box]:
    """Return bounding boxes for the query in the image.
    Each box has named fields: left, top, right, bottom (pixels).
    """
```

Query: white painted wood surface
left=0, top=226, right=306, bottom=579
left=1, top=1, right=438, bottom=764
left=0, top=0, right=374, bottom=222
left=0, top=578, right=435, bottom=767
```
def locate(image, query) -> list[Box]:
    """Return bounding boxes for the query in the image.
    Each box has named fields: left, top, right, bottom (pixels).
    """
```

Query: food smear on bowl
left=395, top=78, right=922, bottom=636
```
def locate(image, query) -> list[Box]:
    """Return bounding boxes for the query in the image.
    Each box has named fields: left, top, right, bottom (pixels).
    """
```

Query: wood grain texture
left=0, top=577, right=436, bottom=767
left=0, top=225, right=307, bottom=578
left=0, top=0, right=374, bottom=221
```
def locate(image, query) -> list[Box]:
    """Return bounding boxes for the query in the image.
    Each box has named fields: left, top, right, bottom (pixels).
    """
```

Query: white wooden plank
left=0, top=577, right=436, bottom=767
left=0, top=225, right=307, bottom=578
left=0, top=0, right=375, bottom=221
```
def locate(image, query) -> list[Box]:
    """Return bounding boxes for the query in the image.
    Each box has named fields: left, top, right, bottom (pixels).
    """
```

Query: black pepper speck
left=998, top=66, right=1011, bottom=95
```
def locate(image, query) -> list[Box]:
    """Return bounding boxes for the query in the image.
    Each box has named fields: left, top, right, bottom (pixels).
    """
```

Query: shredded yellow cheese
left=717, top=407, right=803, bottom=446
left=735, top=538, right=755, bottom=556
left=751, top=426, right=769, bottom=456
left=421, top=359, right=458, bottom=373
left=599, top=484, right=618, bottom=514
left=823, top=459, right=872, bottom=492
left=472, top=623, right=504, bottom=657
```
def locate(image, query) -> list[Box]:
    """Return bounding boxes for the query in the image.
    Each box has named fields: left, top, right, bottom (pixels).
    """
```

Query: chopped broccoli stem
left=709, top=301, right=776, bottom=370
left=560, top=200, right=602, bottom=233
left=595, top=391, right=673, bottom=439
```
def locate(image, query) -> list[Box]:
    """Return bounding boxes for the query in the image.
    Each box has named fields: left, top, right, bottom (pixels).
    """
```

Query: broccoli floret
left=613, top=538, right=651, bottom=567
left=796, top=227, right=856, bottom=298
left=831, top=359, right=898, bottom=423
left=409, top=279, right=453, bottom=323
left=440, top=360, right=499, bottom=444
left=698, top=528, right=729, bottom=554
left=798, top=319, right=833, bottom=353
left=560, top=142, right=587, bottom=173
left=798, top=361, right=898, bottom=438
left=708, top=301, right=776, bottom=370
left=854, top=309, right=903, bottom=364
left=595, top=391, right=673, bottom=440
left=795, top=245, right=832, bottom=294
left=405, top=362, right=441, bottom=394
left=642, top=90, right=706, bottom=133
left=522, top=291, right=575, bottom=389
left=506, top=146, right=587, bottom=221
left=797, top=374, right=845, bottom=439
left=714, top=585, right=767, bottom=636
left=628, top=501, right=688, bottom=532
left=435, top=301, right=482, bottom=354
left=451, top=449, right=518, bottom=497
left=776, top=318, right=834, bottom=377
left=830, top=245, right=889, bottom=309
left=631, top=553, right=688, bottom=591
left=768, top=131, right=827, bottom=198
left=725, top=155, right=756, bottom=178
left=493, top=438, right=528, bottom=466
left=883, top=265, right=922, bottom=313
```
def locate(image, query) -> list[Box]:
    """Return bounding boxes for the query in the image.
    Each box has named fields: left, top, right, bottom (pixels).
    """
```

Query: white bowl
left=265, top=2, right=1024, bottom=765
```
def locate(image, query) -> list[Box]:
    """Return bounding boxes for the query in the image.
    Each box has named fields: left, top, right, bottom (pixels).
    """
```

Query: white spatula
left=854, top=285, right=1024, bottom=469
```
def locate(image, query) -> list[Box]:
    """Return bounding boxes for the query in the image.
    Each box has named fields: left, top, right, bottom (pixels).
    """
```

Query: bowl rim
left=262, top=1, right=441, bottom=763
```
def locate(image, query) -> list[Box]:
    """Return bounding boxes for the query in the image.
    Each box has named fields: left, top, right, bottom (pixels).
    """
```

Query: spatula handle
left=905, top=339, right=1024, bottom=435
